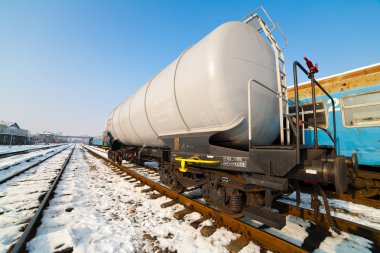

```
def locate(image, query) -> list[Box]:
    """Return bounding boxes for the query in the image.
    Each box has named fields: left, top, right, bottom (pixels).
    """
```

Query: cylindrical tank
left=106, top=21, right=279, bottom=150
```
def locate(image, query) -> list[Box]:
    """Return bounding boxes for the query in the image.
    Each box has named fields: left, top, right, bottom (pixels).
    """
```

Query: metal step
left=243, top=206, right=286, bottom=229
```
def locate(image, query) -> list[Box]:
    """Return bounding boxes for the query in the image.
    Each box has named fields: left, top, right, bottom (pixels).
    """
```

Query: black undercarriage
left=107, top=138, right=355, bottom=229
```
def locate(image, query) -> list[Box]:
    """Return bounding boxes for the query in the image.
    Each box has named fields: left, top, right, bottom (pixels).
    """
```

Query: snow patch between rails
left=315, top=229, right=373, bottom=253
left=27, top=229, right=74, bottom=253
left=264, top=216, right=311, bottom=246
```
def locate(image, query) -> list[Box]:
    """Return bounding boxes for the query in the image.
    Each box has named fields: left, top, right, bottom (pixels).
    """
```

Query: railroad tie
left=134, top=183, right=146, bottom=188
left=53, top=246, right=74, bottom=253
left=161, top=200, right=177, bottom=208
left=190, top=216, right=208, bottom=229
left=141, top=187, right=154, bottom=193
left=200, top=225, right=217, bottom=237
left=173, top=208, right=192, bottom=220
left=149, top=193, right=163, bottom=199
left=226, top=235, right=250, bottom=253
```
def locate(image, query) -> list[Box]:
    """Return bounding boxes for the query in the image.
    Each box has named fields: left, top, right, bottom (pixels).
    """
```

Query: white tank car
left=106, top=21, right=279, bottom=150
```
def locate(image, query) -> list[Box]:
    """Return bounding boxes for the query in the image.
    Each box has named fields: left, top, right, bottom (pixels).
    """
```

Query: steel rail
left=0, top=144, right=63, bottom=159
left=0, top=145, right=71, bottom=184
left=11, top=145, right=75, bottom=253
left=83, top=146, right=307, bottom=253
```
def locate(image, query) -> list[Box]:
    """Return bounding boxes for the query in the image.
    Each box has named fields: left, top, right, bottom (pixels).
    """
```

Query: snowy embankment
left=0, top=146, right=74, bottom=252
left=0, top=144, right=62, bottom=155
left=0, top=144, right=69, bottom=182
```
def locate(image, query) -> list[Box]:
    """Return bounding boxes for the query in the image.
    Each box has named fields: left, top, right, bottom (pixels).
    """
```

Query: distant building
left=35, top=131, right=63, bottom=144
left=0, top=121, right=29, bottom=145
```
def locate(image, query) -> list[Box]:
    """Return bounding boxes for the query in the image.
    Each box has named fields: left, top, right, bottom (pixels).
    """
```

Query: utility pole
left=9, top=129, right=13, bottom=148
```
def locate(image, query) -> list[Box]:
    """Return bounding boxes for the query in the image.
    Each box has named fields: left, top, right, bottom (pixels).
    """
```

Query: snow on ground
left=0, top=145, right=69, bottom=181
left=279, top=192, right=380, bottom=230
left=0, top=144, right=61, bottom=155
left=263, top=216, right=311, bottom=246
left=315, top=229, right=373, bottom=253
left=0, top=146, right=74, bottom=252
left=27, top=146, right=261, bottom=253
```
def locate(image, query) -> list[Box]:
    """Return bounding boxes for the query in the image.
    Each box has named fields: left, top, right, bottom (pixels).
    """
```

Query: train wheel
left=108, top=151, right=115, bottom=162
left=159, top=169, right=185, bottom=193
left=116, top=153, right=123, bottom=165
left=169, top=179, right=185, bottom=194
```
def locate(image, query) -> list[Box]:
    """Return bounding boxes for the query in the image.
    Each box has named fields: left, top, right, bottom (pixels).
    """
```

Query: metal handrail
left=293, top=61, right=337, bottom=156
left=241, top=6, right=275, bottom=31
left=288, top=100, right=306, bottom=144
left=248, top=79, right=279, bottom=148
left=241, top=6, right=288, bottom=50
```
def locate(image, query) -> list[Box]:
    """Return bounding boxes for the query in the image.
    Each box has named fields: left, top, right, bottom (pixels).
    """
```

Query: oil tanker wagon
left=101, top=7, right=353, bottom=229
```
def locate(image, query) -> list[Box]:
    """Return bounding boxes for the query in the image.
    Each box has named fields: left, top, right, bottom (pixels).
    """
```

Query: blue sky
left=0, top=0, right=379, bottom=136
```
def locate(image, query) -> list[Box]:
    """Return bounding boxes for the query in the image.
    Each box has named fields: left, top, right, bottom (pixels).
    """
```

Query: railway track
left=0, top=145, right=62, bottom=159
left=83, top=145, right=379, bottom=252
left=0, top=145, right=74, bottom=252
left=0, top=145, right=70, bottom=184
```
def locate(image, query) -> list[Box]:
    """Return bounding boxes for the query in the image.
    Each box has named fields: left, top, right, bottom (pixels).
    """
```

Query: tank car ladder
left=242, top=6, right=290, bottom=145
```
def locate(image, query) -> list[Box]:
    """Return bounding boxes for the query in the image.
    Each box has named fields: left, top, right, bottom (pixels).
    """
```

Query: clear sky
left=0, top=0, right=379, bottom=136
